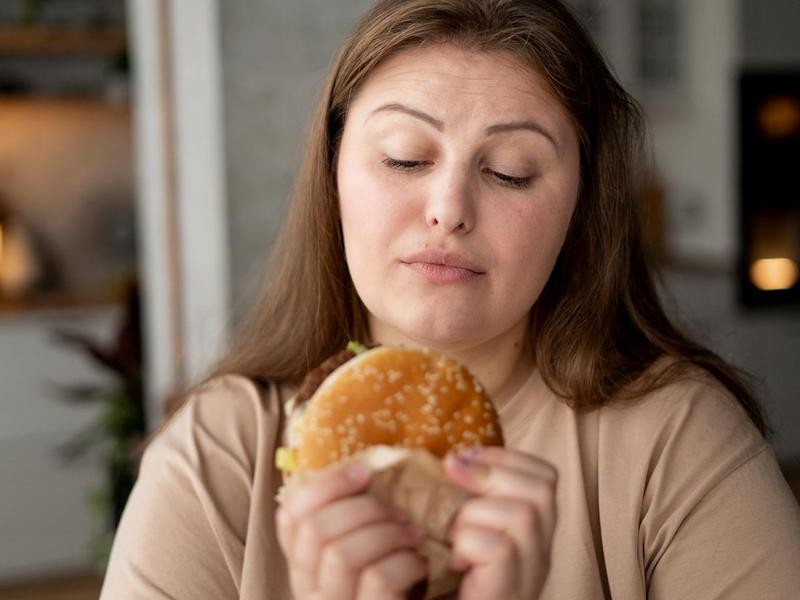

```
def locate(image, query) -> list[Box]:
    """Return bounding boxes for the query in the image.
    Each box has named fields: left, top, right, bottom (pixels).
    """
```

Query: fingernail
left=448, top=453, right=489, bottom=482
left=345, top=464, right=369, bottom=483
left=449, top=452, right=473, bottom=471
left=457, top=446, right=480, bottom=460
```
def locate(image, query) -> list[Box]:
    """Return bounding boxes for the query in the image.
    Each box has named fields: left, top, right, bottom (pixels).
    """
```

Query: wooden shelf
left=0, top=292, right=119, bottom=317
left=0, top=572, right=103, bottom=600
left=0, top=27, right=126, bottom=56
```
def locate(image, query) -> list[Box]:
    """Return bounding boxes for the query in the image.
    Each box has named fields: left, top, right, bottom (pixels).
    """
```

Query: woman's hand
left=275, top=462, right=428, bottom=599
left=444, top=446, right=558, bottom=600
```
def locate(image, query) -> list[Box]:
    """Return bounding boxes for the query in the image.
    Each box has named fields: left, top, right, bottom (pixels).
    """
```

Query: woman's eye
left=382, top=157, right=429, bottom=171
left=486, top=169, right=532, bottom=190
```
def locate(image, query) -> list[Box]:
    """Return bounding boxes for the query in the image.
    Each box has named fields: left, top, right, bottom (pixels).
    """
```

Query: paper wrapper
left=277, top=446, right=472, bottom=599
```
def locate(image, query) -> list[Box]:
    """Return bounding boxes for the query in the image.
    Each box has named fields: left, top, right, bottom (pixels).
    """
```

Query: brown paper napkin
left=278, top=446, right=472, bottom=599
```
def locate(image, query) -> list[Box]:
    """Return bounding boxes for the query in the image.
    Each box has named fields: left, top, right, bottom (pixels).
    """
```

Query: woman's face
left=336, top=45, right=580, bottom=350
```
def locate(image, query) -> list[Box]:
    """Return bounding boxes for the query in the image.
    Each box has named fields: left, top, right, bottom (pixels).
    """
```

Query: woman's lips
left=403, top=261, right=484, bottom=283
left=400, top=249, right=486, bottom=283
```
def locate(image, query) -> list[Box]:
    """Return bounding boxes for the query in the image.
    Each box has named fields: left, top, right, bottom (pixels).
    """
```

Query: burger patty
left=295, top=348, right=357, bottom=405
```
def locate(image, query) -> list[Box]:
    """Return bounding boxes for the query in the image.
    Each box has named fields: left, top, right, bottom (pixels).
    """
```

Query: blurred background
left=0, top=0, right=797, bottom=597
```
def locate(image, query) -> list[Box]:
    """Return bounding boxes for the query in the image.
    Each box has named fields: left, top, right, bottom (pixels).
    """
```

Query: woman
left=101, top=1, right=800, bottom=598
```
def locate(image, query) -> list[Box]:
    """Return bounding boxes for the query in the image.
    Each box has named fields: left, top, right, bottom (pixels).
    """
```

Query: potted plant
left=52, top=278, right=146, bottom=568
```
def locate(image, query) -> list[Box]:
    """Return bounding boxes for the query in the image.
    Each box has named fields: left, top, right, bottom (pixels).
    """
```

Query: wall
left=219, top=0, right=373, bottom=315
left=742, top=0, right=800, bottom=66
left=645, top=0, right=737, bottom=263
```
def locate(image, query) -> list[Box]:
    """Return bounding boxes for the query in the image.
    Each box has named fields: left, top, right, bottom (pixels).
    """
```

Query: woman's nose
left=424, top=167, right=476, bottom=234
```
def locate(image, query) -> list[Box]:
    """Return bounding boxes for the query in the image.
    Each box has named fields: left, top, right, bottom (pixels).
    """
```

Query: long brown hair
left=199, top=0, right=768, bottom=436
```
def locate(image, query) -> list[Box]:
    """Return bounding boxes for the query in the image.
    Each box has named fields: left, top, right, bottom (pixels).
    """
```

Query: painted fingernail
left=345, top=464, right=369, bottom=483
left=449, top=453, right=489, bottom=482
left=450, top=451, right=475, bottom=471
left=457, top=446, right=480, bottom=460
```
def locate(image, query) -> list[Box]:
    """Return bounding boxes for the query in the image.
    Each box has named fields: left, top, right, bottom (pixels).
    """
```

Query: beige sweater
left=101, top=370, right=800, bottom=599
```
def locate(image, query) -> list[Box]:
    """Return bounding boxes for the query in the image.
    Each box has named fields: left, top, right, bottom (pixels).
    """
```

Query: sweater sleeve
left=640, top=378, right=800, bottom=599
left=100, top=376, right=292, bottom=600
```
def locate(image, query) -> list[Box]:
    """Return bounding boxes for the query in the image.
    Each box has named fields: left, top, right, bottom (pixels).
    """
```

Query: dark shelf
left=0, top=292, right=119, bottom=316
left=0, top=27, right=126, bottom=56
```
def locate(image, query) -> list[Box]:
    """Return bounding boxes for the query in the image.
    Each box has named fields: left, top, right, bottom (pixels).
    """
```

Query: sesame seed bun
left=288, top=346, right=504, bottom=472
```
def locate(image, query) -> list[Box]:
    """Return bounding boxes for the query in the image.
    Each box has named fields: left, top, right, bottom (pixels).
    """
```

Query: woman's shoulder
left=146, top=374, right=295, bottom=474
left=604, top=360, right=765, bottom=445
left=597, top=359, right=771, bottom=495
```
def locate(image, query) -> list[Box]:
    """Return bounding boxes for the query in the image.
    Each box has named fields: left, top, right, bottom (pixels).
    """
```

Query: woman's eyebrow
left=486, top=121, right=560, bottom=153
left=366, top=102, right=560, bottom=152
left=367, top=103, right=444, bottom=130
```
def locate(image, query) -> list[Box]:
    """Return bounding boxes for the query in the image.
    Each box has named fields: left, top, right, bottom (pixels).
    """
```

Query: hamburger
left=275, top=342, right=504, bottom=598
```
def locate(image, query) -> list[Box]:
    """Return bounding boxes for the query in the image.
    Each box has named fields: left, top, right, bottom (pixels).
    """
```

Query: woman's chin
left=371, top=315, right=484, bottom=351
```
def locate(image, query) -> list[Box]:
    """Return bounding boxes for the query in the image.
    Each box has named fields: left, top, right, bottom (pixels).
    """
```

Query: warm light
left=750, top=258, right=800, bottom=291
left=758, top=96, right=800, bottom=139
left=0, top=221, right=4, bottom=273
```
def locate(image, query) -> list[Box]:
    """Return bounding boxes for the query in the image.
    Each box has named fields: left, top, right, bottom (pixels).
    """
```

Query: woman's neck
left=369, top=317, right=536, bottom=409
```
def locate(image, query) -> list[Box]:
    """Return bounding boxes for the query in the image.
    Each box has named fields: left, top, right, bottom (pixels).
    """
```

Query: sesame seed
left=387, top=370, right=403, bottom=383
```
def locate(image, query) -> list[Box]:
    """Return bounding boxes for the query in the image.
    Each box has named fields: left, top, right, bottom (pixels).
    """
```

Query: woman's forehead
left=348, top=44, right=574, bottom=144
left=358, top=44, right=554, bottom=100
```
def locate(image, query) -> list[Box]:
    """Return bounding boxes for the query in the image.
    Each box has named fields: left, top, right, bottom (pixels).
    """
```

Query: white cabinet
left=0, top=307, right=117, bottom=582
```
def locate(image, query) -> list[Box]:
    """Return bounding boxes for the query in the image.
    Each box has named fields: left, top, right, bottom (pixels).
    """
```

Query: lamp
left=0, top=212, right=44, bottom=299
left=739, top=71, right=800, bottom=307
